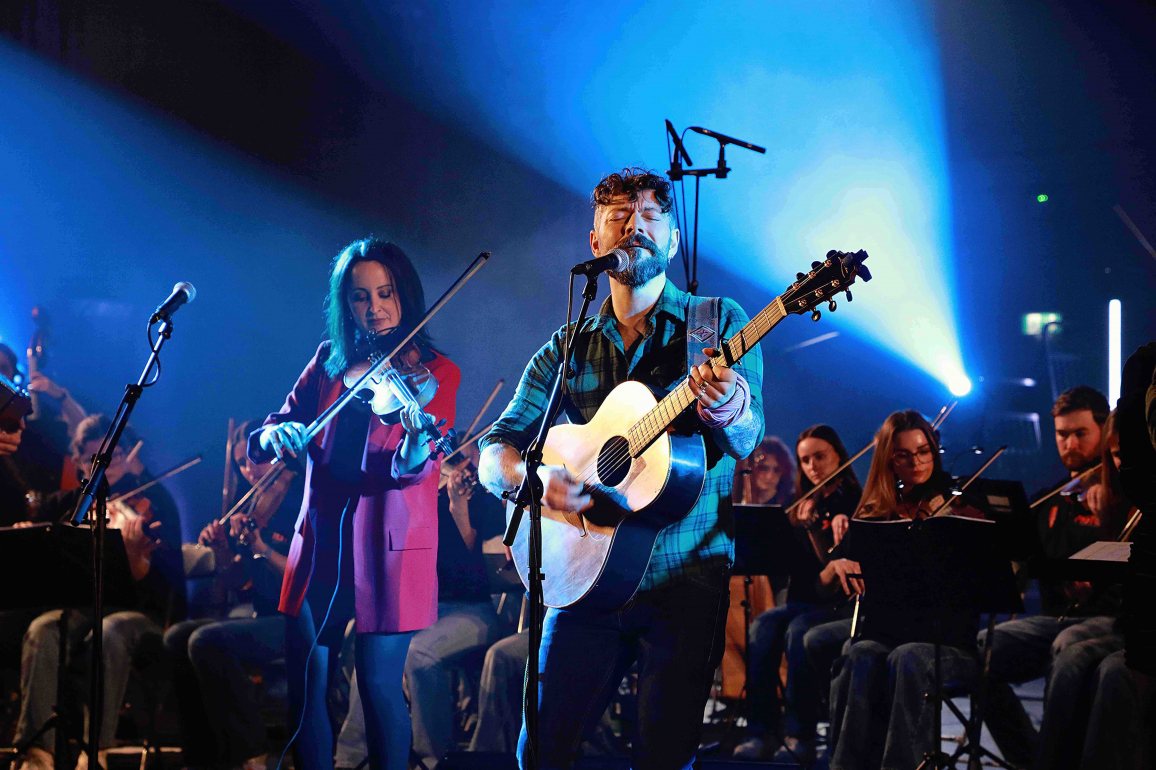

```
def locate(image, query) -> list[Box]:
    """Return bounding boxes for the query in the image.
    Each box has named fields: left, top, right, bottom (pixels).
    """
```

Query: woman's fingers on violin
left=832, top=513, right=849, bottom=543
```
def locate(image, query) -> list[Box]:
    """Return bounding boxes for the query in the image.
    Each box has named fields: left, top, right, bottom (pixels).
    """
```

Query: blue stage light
left=366, top=0, right=970, bottom=397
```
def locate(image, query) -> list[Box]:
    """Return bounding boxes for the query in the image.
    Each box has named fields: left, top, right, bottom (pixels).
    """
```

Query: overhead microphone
left=150, top=281, right=197, bottom=323
left=571, top=248, right=629, bottom=276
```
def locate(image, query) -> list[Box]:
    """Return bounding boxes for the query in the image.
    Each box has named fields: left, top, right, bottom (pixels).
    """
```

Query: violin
left=343, top=336, right=454, bottom=457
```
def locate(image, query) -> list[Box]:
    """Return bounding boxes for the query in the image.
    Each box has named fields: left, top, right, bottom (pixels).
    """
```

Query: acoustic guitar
left=507, top=250, right=872, bottom=611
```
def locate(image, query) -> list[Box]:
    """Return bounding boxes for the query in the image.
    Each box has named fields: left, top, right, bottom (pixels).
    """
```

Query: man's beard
left=1060, top=450, right=1096, bottom=472
left=608, top=234, right=671, bottom=288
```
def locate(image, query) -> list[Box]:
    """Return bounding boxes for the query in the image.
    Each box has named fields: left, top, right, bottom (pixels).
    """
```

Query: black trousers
left=517, top=576, right=730, bottom=770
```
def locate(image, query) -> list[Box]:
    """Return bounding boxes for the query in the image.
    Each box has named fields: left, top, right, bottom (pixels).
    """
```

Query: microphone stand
left=503, top=269, right=602, bottom=770
left=70, top=316, right=175, bottom=768
left=665, top=122, right=765, bottom=295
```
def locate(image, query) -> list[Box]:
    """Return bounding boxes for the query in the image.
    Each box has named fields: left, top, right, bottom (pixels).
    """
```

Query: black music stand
left=0, top=523, right=135, bottom=768
left=730, top=504, right=817, bottom=763
left=847, top=516, right=1023, bottom=770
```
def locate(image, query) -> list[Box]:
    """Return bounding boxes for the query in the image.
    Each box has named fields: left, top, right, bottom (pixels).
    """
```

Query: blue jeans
left=286, top=598, right=414, bottom=770
left=980, top=614, right=1115, bottom=767
left=517, top=576, right=729, bottom=770
left=15, top=609, right=160, bottom=751
left=164, top=614, right=286, bottom=766
left=1037, top=627, right=1125, bottom=770
left=469, top=631, right=530, bottom=754
left=828, top=639, right=977, bottom=770
left=746, top=602, right=839, bottom=740
left=335, top=600, right=501, bottom=770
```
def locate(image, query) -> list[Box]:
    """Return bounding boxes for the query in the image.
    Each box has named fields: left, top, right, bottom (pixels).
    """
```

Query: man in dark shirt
left=14, top=415, right=187, bottom=770
left=983, top=386, right=1117, bottom=768
left=335, top=443, right=505, bottom=770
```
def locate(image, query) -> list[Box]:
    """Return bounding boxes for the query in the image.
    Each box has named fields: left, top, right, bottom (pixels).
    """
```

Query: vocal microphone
left=689, top=126, right=766, bottom=154
left=150, top=281, right=197, bottom=323
left=571, top=248, right=628, bottom=276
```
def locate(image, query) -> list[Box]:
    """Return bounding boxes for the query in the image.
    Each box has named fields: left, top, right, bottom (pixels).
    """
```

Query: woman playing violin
left=825, top=410, right=985, bottom=770
left=734, top=426, right=862, bottom=763
left=247, top=238, right=459, bottom=770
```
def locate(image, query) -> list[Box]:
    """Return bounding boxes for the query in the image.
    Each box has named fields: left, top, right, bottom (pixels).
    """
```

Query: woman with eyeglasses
left=824, top=410, right=985, bottom=770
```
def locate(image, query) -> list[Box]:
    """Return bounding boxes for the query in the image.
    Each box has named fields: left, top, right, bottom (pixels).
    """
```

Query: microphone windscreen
left=608, top=248, right=629, bottom=271
left=174, top=281, right=197, bottom=302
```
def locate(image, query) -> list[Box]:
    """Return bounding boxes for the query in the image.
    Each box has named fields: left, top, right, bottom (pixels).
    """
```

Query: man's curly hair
left=591, top=167, right=675, bottom=215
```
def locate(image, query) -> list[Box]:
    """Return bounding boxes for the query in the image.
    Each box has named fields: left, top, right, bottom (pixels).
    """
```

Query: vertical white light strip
left=1108, top=299, right=1122, bottom=408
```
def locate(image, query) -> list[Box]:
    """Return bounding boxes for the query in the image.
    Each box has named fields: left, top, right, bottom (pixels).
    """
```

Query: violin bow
left=442, top=420, right=497, bottom=465
left=1028, top=461, right=1103, bottom=510
left=222, top=252, right=492, bottom=525
left=463, top=379, right=505, bottom=439
left=107, top=455, right=203, bottom=504
left=930, top=445, right=1007, bottom=516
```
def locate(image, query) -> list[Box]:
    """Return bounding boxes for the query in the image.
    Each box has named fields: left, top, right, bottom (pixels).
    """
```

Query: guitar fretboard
left=626, top=297, right=787, bottom=455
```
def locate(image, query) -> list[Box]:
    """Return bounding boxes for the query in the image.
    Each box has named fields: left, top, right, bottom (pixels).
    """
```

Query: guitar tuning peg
left=796, top=272, right=806, bottom=281
left=846, top=290, right=853, bottom=302
left=828, top=299, right=837, bottom=312
left=811, top=308, right=821, bottom=322
left=811, top=261, right=822, bottom=269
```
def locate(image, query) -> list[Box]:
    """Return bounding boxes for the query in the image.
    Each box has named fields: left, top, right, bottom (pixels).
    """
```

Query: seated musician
left=163, top=419, right=304, bottom=770
left=0, top=345, right=85, bottom=525
left=719, top=438, right=791, bottom=709
left=0, top=342, right=87, bottom=504
left=825, top=410, right=985, bottom=770
left=15, top=414, right=186, bottom=770
left=735, top=425, right=862, bottom=763
left=1019, top=407, right=1139, bottom=770
left=982, top=386, right=1120, bottom=769
left=332, top=440, right=505, bottom=770
left=248, top=238, right=458, bottom=770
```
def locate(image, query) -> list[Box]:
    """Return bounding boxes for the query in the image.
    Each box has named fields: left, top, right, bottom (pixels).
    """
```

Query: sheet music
left=1070, top=540, right=1132, bottom=562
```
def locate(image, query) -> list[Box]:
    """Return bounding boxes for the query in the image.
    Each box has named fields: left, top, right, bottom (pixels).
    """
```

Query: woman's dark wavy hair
left=794, top=424, right=861, bottom=498
left=324, top=238, right=431, bottom=379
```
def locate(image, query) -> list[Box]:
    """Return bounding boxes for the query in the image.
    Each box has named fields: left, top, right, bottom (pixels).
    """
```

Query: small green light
left=1037, top=194, right=1048, bottom=203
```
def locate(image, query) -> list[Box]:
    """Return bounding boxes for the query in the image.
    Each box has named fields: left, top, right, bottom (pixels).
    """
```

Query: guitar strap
left=686, top=294, right=721, bottom=373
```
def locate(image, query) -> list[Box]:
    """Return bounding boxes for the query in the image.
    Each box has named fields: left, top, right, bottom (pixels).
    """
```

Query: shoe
left=732, top=734, right=771, bottom=760
left=75, top=749, right=108, bottom=770
left=17, top=747, right=54, bottom=770
left=771, top=736, right=816, bottom=766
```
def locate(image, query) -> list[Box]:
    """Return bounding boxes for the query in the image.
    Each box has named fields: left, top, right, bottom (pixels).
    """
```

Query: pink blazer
left=249, top=341, right=459, bottom=633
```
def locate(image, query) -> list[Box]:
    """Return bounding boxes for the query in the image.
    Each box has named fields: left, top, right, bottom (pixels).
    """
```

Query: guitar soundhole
left=596, top=436, right=632, bottom=487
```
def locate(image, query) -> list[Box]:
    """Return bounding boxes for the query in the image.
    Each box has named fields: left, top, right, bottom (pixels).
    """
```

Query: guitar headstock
left=781, top=250, right=872, bottom=321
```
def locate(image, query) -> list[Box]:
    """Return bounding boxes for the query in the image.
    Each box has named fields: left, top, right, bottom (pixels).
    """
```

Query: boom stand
left=503, top=271, right=601, bottom=770
left=70, top=317, right=174, bottom=766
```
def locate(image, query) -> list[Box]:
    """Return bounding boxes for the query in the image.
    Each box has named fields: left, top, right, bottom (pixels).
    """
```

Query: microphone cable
left=273, top=496, right=356, bottom=770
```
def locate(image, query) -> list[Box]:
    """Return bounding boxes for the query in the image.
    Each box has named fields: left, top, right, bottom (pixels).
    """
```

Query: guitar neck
left=626, top=296, right=787, bottom=455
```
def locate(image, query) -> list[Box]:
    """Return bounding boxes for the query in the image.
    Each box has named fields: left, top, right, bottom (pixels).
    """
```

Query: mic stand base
left=502, top=272, right=601, bottom=770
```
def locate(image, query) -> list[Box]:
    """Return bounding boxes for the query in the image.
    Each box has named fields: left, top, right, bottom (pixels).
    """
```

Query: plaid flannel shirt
left=482, top=278, right=765, bottom=591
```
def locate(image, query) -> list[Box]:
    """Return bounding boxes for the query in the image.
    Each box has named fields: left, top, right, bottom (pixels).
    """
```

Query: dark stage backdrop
left=1, top=0, right=1153, bottom=540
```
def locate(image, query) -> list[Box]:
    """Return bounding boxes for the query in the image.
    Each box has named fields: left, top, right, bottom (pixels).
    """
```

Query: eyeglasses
left=892, top=445, right=934, bottom=465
